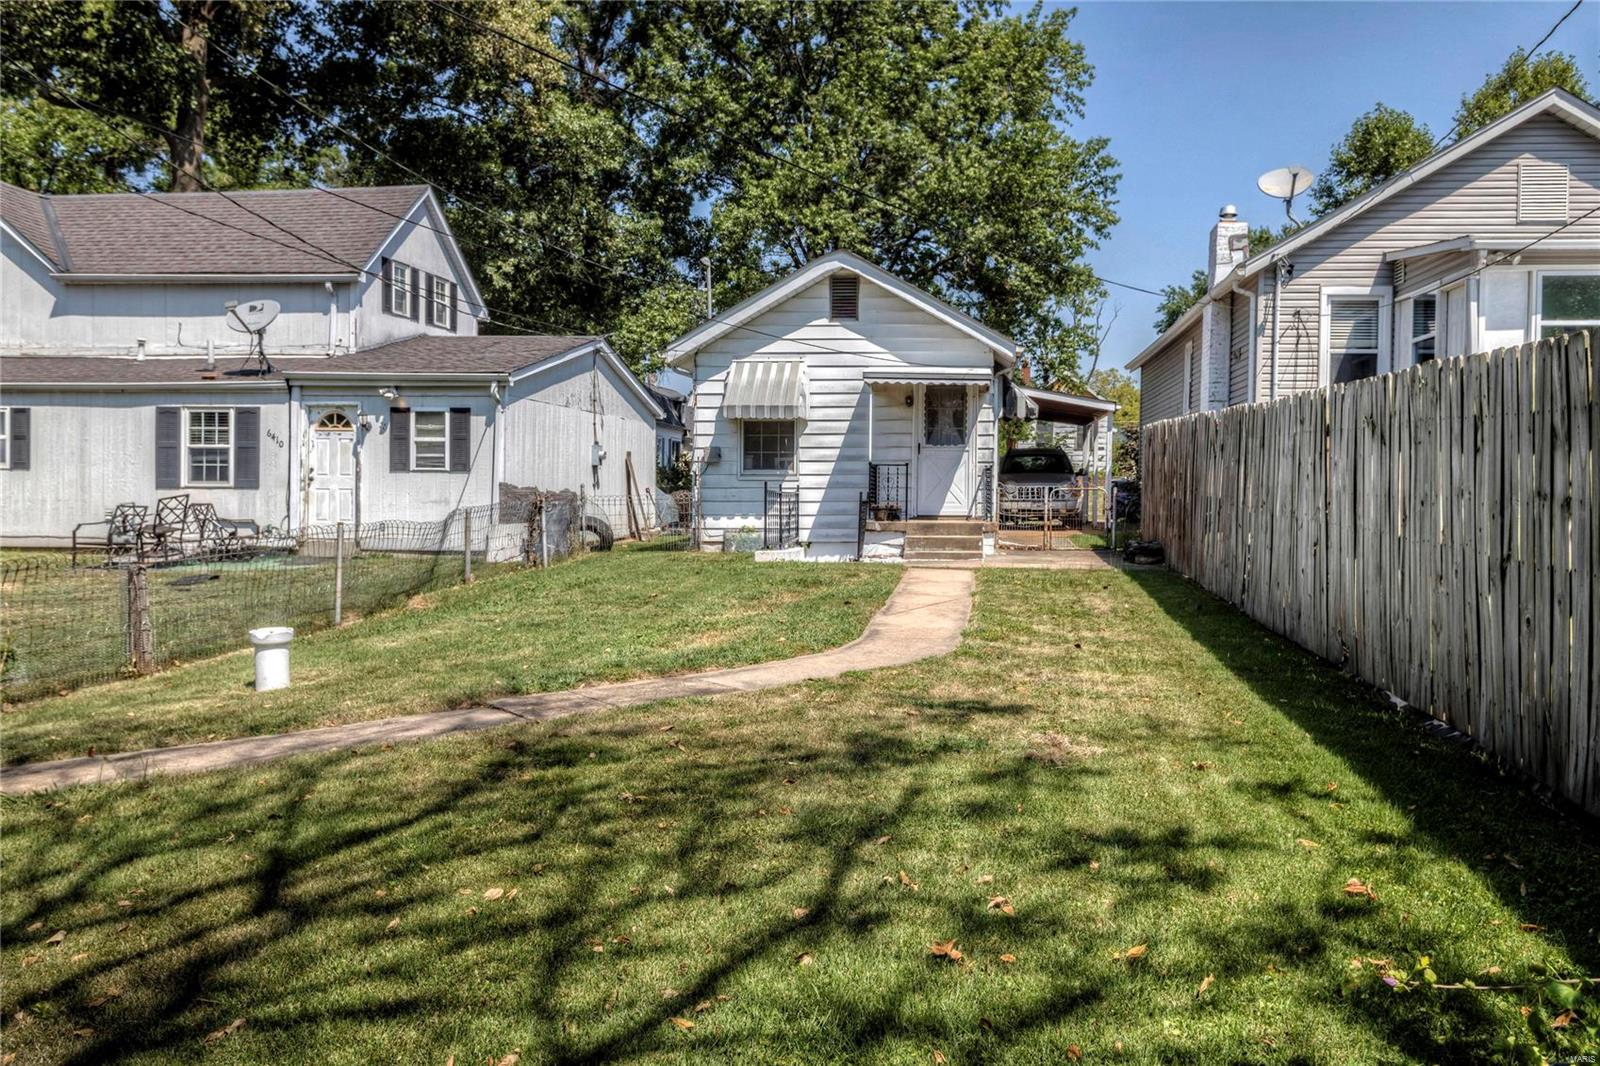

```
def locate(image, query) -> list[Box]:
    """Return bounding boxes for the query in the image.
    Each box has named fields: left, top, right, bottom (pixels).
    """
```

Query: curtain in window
left=922, top=387, right=968, bottom=446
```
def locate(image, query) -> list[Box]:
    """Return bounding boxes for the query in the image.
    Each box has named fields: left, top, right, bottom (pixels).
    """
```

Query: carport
left=999, top=385, right=1118, bottom=550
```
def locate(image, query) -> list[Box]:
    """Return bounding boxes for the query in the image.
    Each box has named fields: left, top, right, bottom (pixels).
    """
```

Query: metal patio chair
left=71, top=502, right=148, bottom=566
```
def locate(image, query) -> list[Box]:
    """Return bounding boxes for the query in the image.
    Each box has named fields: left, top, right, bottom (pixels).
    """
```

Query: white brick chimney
left=1209, top=205, right=1249, bottom=287
left=1199, top=205, right=1248, bottom=411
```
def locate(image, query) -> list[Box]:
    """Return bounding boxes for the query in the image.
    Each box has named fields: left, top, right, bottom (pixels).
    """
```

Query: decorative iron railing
left=974, top=464, right=994, bottom=521
left=763, top=481, right=800, bottom=549
left=866, top=462, right=910, bottom=520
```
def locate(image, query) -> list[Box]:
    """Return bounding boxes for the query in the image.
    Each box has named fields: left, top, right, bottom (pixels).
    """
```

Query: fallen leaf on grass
left=899, top=870, right=919, bottom=892
left=998, top=953, right=1017, bottom=964
left=86, top=989, right=122, bottom=1009
left=1191, top=761, right=1213, bottom=771
left=385, top=918, right=400, bottom=933
left=1518, top=923, right=1542, bottom=932
left=873, top=835, right=892, bottom=846
left=669, top=1017, right=695, bottom=1031
left=795, top=952, right=815, bottom=966
left=792, top=907, right=809, bottom=920
left=987, top=895, right=1015, bottom=916
left=1197, top=974, right=1215, bottom=997
left=494, top=1055, right=519, bottom=1066
left=1551, top=1010, right=1575, bottom=1028
left=69, top=952, right=89, bottom=963
left=1343, top=878, right=1378, bottom=901
left=933, top=1051, right=947, bottom=1064
left=1112, top=943, right=1148, bottom=961
left=1296, top=838, right=1319, bottom=849
left=976, top=873, right=994, bottom=885
left=483, top=887, right=505, bottom=901
left=1067, top=1045, right=1083, bottom=1062
left=202, top=1018, right=245, bottom=1045
left=45, top=930, right=65, bottom=945
left=929, top=940, right=964, bottom=962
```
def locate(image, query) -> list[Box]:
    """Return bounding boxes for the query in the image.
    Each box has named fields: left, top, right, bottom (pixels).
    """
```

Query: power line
left=6, top=65, right=601, bottom=342
left=1425, top=0, right=1584, bottom=152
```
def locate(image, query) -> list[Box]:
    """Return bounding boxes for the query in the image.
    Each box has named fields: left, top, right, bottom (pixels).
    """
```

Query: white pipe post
left=463, top=509, right=474, bottom=583
left=333, top=522, right=345, bottom=625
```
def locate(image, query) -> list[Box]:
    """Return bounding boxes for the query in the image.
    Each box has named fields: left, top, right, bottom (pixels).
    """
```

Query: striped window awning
left=724, top=360, right=807, bottom=419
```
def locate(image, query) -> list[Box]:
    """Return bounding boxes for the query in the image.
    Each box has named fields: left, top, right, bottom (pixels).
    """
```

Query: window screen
left=413, top=410, right=448, bottom=470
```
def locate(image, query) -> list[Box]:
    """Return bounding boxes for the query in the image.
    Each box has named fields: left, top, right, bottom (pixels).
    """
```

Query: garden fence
left=1141, top=331, right=1596, bottom=815
left=2, top=487, right=691, bottom=700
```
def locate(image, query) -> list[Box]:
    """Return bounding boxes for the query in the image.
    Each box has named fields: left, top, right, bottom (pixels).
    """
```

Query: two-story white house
left=1129, top=89, right=1600, bottom=423
left=0, top=182, right=661, bottom=544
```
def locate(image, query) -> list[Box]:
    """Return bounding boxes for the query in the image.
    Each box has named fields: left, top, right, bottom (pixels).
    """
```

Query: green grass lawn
left=0, top=551, right=899, bottom=765
left=2, top=565, right=1596, bottom=1064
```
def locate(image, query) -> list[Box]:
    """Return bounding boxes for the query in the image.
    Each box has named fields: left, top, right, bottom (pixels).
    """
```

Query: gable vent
left=829, top=274, right=860, bottom=320
left=1518, top=161, right=1569, bottom=222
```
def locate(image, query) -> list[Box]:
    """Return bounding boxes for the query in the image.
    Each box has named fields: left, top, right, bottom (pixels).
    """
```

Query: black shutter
left=448, top=407, right=470, bottom=471
left=234, top=407, right=260, bottom=489
left=448, top=281, right=459, bottom=332
left=156, top=406, right=181, bottom=488
left=390, top=407, right=411, bottom=472
left=410, top=268, right=422, bottom=321
left=8, top=407, right=29, bottom=470
left=382, top=259, right=394, bottom=317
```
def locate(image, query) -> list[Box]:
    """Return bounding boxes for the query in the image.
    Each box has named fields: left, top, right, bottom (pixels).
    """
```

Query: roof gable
left=665, top=250, right=1016, bottom=366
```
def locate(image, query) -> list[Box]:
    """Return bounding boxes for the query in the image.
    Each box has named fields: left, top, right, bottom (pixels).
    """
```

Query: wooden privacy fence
left=1142, top=332, right=1597, bottom=816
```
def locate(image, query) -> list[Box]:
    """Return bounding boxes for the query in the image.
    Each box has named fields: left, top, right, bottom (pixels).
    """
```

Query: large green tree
left=1454, top=48, right=1594, bottom=137
left=1309, top=103, right=1434, bottom=216
left=1153, top=268, right=1208, bottom=333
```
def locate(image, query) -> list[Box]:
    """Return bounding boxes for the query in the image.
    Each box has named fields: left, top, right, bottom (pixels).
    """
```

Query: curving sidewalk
left=0, top=567, right=974, bottom=796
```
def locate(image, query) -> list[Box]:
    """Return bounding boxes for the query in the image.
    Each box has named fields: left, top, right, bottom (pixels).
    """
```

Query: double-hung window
left=1409, top=295, right=1437, bottom=365
left=389, top=262, right=413, bottom=317
left=412, top=410, right=448, bottom=470
left=741, top=420, right=795, bottom=476
left=186, top=408, right=232, bottom=485
left=1328, top=299, right=1381, bottom=383
left=1538, top=272, right=1600, bottom=339
left=428, top=275, right=452, bottom=328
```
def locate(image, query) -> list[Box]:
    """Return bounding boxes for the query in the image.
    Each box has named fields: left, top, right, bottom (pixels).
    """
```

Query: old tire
left=581, top=515, right=615, bottom=552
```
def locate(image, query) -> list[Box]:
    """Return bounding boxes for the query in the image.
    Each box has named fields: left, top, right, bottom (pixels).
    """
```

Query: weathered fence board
left=1143, top=332, right=1599, bottom=816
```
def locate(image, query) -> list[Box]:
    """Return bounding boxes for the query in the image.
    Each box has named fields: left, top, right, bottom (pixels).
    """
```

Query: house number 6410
left=265, top=429, right=285, bottom=448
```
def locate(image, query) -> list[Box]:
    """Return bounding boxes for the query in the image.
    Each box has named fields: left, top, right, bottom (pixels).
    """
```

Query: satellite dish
left=1257, top=166, right=1315, bottom=224
left=225, top=298, right=281, bottom=334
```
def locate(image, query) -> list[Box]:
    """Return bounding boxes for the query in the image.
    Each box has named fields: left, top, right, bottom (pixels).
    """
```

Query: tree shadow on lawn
left=2, top=704, right=1152, bottom=1064
left=1121, top=566, right=1600, bottom=1057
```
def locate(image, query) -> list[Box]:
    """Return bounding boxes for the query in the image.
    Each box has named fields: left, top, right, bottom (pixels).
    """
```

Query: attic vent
left=829, top=275, right=860, bottom=320
left=1518, top=161, right=1569, bottom=222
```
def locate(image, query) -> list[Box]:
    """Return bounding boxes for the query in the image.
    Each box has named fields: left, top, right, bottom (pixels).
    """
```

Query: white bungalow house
left=1128, top=88, right=1600, bottom=424
left=0, top=182, right=661, bottom=546
left=665, top=251, right=1060, bottom=561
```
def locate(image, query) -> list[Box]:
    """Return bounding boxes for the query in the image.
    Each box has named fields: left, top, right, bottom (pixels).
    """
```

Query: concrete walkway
left=0, top=568, right=974, bottom=795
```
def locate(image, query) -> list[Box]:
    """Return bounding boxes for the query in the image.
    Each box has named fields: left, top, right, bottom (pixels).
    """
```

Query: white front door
left=915, top=385, right=972, bottom=516
left=308, top=411, right=356, bottom=525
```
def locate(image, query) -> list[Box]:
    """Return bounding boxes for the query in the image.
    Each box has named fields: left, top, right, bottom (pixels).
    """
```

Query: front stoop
left=903, top=521, right=983, bottom=562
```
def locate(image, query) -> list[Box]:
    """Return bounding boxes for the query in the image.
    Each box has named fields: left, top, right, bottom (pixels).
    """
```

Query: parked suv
left=998, top=447, right=1082, bottom=524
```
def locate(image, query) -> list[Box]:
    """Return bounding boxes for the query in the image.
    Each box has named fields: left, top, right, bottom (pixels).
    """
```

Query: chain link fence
left=2, top=486, right=692, bottom=701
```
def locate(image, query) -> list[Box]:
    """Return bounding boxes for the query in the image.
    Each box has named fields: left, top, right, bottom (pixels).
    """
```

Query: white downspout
left=1269, top=261, right=1288, bottom=401
left=287, top=384, right=303, bottom=530
left=490, top=380, right=505, bottom=528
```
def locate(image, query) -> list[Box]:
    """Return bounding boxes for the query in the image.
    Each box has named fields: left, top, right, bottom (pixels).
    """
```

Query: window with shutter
left=1518, top=161, right=1569, bottom=222
left=1328, top=299, right=1381, bottom=383
left=829, top=275, right=859, bottom=320
left=388, top=261, right=413, bottom=317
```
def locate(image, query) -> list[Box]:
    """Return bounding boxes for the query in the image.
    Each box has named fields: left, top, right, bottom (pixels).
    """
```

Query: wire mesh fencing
left=2, top=488, right=694, bottom=701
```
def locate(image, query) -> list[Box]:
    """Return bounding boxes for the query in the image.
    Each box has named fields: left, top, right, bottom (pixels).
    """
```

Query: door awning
left=724, top=359, right=807, bottom=419
left=861, top=367, right=993, bottom=386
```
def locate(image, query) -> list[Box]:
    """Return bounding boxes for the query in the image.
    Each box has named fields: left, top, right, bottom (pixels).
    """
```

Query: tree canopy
left=1308, top=103, right=1434, bottom=216
left=1454, top=48, right=1594, bottom=137
left=1153, top=269, right=1208, bottom=333
left=0, top=0, right=1121, bottom=377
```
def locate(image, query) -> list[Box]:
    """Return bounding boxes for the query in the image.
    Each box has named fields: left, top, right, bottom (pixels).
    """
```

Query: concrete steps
left=903, top=527, right=983, bottom=562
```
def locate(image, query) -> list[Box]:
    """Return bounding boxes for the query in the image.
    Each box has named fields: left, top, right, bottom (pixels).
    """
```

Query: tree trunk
left=168, top=0, right=216, bottom=192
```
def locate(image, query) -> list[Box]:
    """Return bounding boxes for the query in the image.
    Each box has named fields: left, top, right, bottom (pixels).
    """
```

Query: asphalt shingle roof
left=0, top=356, right=287, bottom=386
left=299, top=335, right=604, bottom=376
left=0, top=182, right=429, bottom=276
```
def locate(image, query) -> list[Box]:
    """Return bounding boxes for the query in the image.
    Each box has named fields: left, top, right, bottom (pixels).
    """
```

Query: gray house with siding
left=1129, top=89, right=1600, bottom=424
left=0, top=182, right=660, bottom=545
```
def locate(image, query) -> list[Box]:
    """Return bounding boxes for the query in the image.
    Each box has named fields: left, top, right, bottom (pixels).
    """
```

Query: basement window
left=741, top=420, right=796, bottom=475
left=829, top=275, right=859, bottom=320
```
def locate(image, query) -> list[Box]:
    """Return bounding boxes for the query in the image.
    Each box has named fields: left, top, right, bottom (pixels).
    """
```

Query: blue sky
left=1058, top=0, right=1600, bottom=374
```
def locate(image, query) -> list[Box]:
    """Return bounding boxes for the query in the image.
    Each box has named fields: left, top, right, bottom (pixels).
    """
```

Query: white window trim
left=738, top=418, right=798, bottom=480
left=0, top=406, right=10, bottom=470
left=1440, top=281, right=1469, bottom=360
left=389, top=261, right=413, bottom=317
left=1532, top=267, right=1600, bottom=340
left=410, top=408, right=450, bottom=472
left=183, top=406, right=234, bottom=487
left=1320, top=286, right=1392, bottom=384
left=428, top=274, right=452, bottom=328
